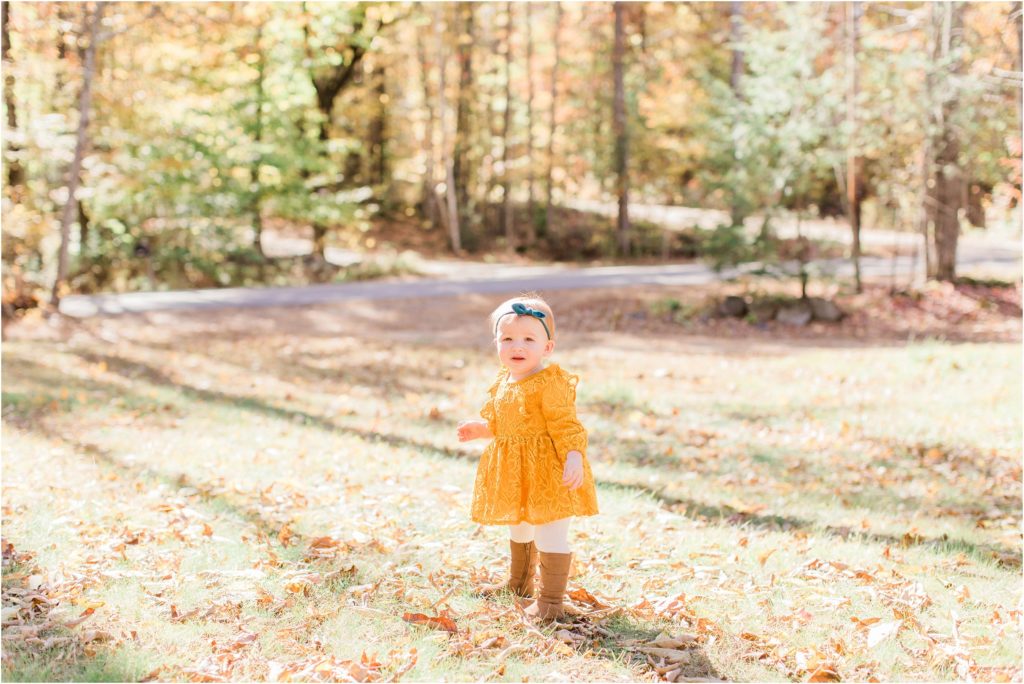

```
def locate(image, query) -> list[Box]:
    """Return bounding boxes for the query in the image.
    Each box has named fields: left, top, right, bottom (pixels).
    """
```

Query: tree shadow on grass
left=8, top=348, right=1018, bottom=572
left=65, top=349, right=478, bottom=464
left=552, top=610, right=725, bottom=682
left=2, top=643, right=153, bottom=683
left=598, top=478, right=1021, bottom=569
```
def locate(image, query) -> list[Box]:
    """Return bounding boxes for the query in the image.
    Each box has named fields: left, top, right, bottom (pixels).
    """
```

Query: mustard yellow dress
left=471, top=363, right=599, bottom=526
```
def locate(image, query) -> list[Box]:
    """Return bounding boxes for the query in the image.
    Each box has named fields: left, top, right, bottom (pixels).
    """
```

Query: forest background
left=2, top=3, right=1023, bottom=683
left=1, top=1, right=1021, bottom=307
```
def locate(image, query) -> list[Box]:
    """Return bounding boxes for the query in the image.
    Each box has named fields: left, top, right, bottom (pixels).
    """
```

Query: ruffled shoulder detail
left=537, top=364, right=581, bottom=400
left=487, top=366, right=510, bottom=396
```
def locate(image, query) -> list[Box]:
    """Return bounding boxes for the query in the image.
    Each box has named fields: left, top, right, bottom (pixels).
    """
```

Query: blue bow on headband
left=494, top=302, right=551, bottom=339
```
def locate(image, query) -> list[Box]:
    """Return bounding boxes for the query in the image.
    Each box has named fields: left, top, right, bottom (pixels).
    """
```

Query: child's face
left=494, top=315, right=554, bottom=373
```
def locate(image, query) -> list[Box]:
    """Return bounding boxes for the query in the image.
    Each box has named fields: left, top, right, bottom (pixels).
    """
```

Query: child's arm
left=541, top=372, right=588, bottom=490
left=457, top=420, right=494, bottom=442
left=458, top=370, right=504, bottom=443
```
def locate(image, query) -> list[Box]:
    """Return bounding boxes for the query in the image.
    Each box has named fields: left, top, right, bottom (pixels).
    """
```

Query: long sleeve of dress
left=470, top=363, right=598, bottom=525
left=479, top=368, right=506, bottom=435
left=540, top=370, right=588, bottom=459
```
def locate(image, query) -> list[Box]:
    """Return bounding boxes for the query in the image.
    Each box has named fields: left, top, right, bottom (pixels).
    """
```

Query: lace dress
left=470, top=364, right=599, bottom=525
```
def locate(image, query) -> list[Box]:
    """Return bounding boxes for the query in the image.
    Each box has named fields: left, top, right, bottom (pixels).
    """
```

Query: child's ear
left=544, top=339, right=556, bottom=355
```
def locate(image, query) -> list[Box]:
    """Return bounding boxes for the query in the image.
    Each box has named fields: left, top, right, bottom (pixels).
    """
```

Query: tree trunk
left=1012, top=1, right=1022, bottom=209
left=369, top=62, right=387, bottom=186
left=304, top=3, right=378, bottom=151
left=728, top=1, right=745, bottom=228
left=52, top=2, right=103, bottom=307
left=2, top=1, right=23, bottom=188
left=524, top=1, right=536, bottom=244
left=544, top=2, right=562, bottom=236
left=416, top=18, right=439, bottom=227
left=453, top=2, right=474, bottom=220
left=966, top=182, right=986, bottom=229
left=927, top=1, right=965, bottom=282
left=1015, top=1, right=1022, bottom=135
left=846, top=1, right=863, bottom=293
left=56, top=3, right=72, bottom=91
left=501, top=2, right=514, bottom=248
left=919, top=143, right=933, bottom=280
left=312, top=223, right=328, bottom=259
left=729, top=1, right=743, bottom=93
left=251, top=21, right=266, bottom=256
left=612, top=2, right=630, bottom=256
left=435, top=3, right=461, bottom=253
left=483, top=4, right=501, bottom=223
left=77, top=200, right=89, bottom=253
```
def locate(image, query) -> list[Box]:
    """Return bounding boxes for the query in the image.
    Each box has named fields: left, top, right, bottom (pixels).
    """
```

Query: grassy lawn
left=2, top=289, right=1021, bottom=682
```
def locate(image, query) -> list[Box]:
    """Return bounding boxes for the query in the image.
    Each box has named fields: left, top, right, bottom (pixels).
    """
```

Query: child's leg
left=476, top=522, right=536, bottom=598
left=509, top=521, right=535, bottom=543
left=533, top=517, right=571, bottom=553
left=525, top=517, right=573, bottom=620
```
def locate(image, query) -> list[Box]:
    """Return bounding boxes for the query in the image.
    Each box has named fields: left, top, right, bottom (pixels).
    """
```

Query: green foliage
left=698, top=5, right=845, bottom=227
left=700, top=222, right=753, bottom=271
left=2, top=2, right=1019, bottom=298
left=649, top=296, right=703, bottom=323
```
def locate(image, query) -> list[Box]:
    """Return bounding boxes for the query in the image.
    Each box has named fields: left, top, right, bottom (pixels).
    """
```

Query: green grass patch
left=2, top=328, right=1019, bottom=681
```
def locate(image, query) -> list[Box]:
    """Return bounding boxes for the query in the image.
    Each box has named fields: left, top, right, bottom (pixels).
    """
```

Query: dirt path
left=57, top=249, right=1020, bottom=319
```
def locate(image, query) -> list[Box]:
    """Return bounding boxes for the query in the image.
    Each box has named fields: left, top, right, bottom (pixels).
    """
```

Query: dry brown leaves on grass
left=3, top=279, right=1020, bottom=682
left=554, top=280, right=1022, bottom=345
left=2, top=541, right=124, bottom=663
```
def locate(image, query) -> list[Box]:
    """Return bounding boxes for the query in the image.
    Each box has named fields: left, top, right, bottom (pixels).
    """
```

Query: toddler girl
left=457, top=294, right=599, bottom=621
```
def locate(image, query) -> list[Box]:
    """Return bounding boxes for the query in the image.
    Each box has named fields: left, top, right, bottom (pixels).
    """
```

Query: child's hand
left=457, top=420, right=490, bottom=442
left=562, top=451, right=584, bottom=490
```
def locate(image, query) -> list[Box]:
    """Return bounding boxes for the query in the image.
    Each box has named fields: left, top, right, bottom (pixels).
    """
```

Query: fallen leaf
left=867, top=621, right=900, bottom=649
left=309, top=536, right=340, bottom=549
left=567, top=587, right=610, bottom=608
left=807, top=665, right=841, bottom=682
left=402, top=612, right=458, bottom=633
left=554, top=629, right=577, bottom=644
left=638, top=646, right=691, bottom=663
left=652, top=633, right=698, bottom=649
left=63, top=608, right=98, bottom=629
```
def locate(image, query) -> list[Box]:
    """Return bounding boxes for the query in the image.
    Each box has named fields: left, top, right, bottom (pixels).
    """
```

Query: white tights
left=508, top=517, right=571, bottom=554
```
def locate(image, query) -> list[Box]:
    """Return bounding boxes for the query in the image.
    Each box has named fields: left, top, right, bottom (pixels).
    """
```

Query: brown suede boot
left=478, top=541, right=538, bottom=598
left=523, top=551, right=572, bottom=621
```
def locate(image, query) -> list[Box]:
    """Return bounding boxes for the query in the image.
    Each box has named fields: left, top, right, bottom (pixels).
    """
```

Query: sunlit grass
left=2, top=326, right=1020, bottom=681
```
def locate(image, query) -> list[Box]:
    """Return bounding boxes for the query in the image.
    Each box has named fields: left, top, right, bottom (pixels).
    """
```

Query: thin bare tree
left=544, top=2, right=562, bottom=234
left=52, top=1, right=104, bottom=307
left=2, top=1, right=23, bottom=188
left=435, top=3, right=461, bottom=252
left=926, top=1, right=966, bottom=281
left=415, top=10, right=439, bottom=228
left=501, top=2, right=514, bottom=247
left=453, top=2, right=475, bottom=221
left=612, top=2, right=630, bottom=255
left=728, top=1, right=744, bottom=228
left=250, top=19, right=266, bottom=256
left=524, top=2, right=536, bottom=244
left=846, top=1, right=863, bottom=292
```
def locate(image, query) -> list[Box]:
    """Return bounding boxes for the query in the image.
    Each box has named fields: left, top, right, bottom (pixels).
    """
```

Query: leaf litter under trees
left=1, top=285, right=1020, bottom=682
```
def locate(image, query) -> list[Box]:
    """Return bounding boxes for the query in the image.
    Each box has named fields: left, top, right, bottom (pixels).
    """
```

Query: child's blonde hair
left=490, top=292, right=556, bottom=340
